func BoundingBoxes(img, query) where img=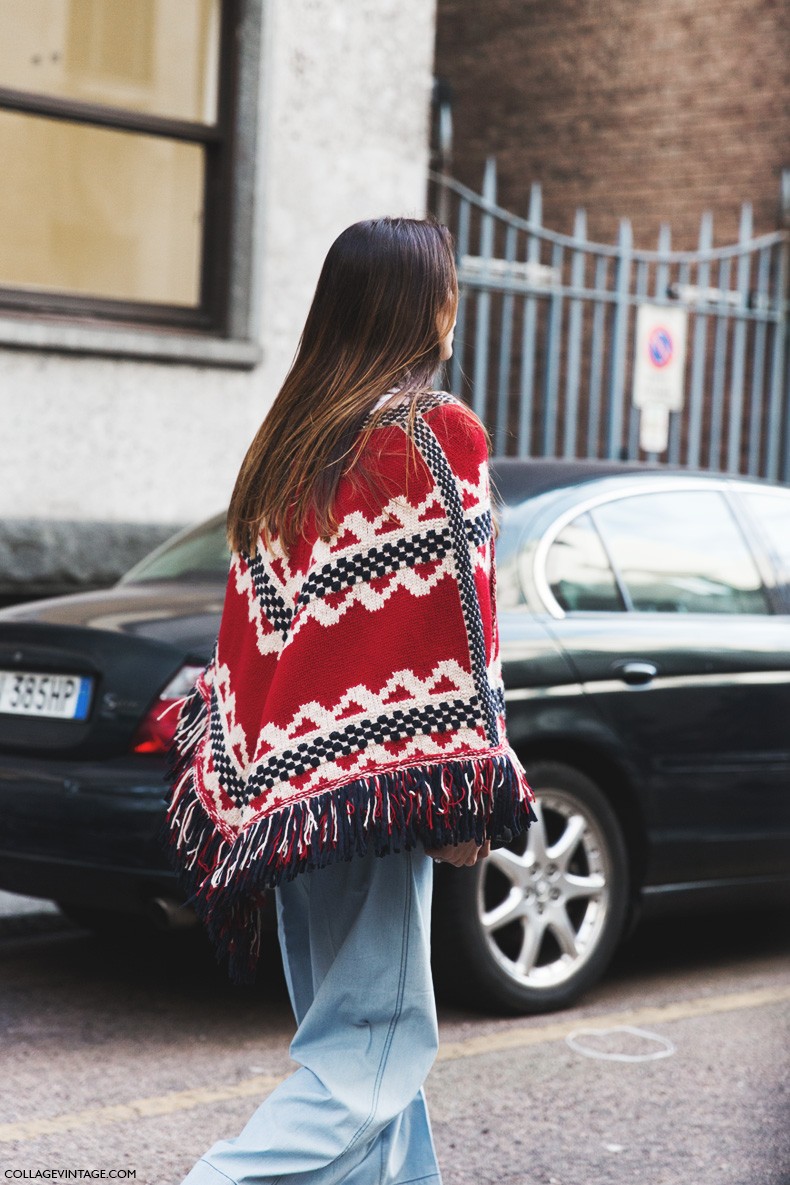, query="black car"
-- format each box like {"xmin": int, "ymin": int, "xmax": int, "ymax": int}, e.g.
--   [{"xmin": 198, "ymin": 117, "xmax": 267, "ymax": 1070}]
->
[{"xmin": 1, "ymin": 461, "xmax": 788, "ymax": 1013}]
